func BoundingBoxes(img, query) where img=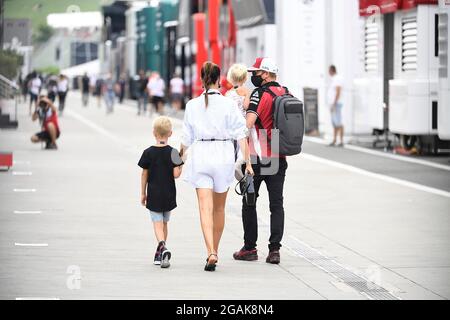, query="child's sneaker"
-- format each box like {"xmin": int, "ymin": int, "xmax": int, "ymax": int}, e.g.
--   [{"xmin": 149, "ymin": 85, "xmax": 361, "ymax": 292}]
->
[
  {"xmin": 153, "ymin": 251, "xmax": 162, "ymax": 265},
  {"xmin": 161, "ymin": 248, "xmax": 171, "ymax": 268}
]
